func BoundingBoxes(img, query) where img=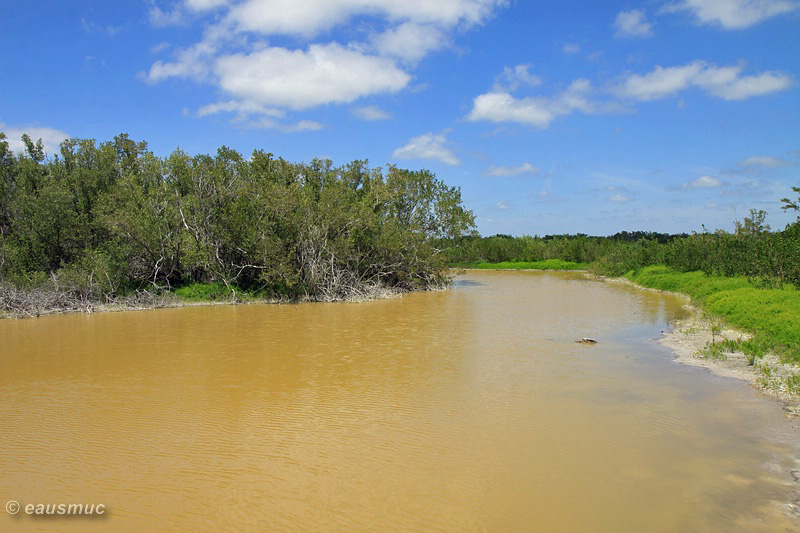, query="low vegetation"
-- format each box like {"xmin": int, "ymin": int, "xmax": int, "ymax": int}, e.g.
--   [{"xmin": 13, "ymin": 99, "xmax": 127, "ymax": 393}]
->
[{"xmin": 628, "ymin": 266, "xmax": 800, "ymax": 365}]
